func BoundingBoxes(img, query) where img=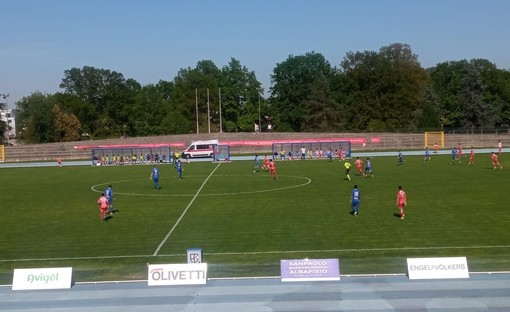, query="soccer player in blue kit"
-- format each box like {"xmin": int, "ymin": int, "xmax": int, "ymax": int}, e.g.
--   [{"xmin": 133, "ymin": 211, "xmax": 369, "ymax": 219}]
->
[
  {"xmin": 150, "ymin": 165, "xmax": 160, "ymax": 190},
  {"xmin": 451, "ymin": 146, "xmax": 459, "ymax": 164},
  {"xmin": 364, "ymin": 158, "xmax": 373, "ymax": 177},
  {"xmin": 105, "ymin": 184, "xmax": 114, "ymax": 214},
  {"xmin": 254, "ymin": 155, "xmax": 260, "ymax": 172},
  {"xmin": 351, "ymin": 184, "xmax": 361, "ymax": 216},
  {"xmin": 175, "ymin": 159, "xmax": 183, "ymax": 180}
]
